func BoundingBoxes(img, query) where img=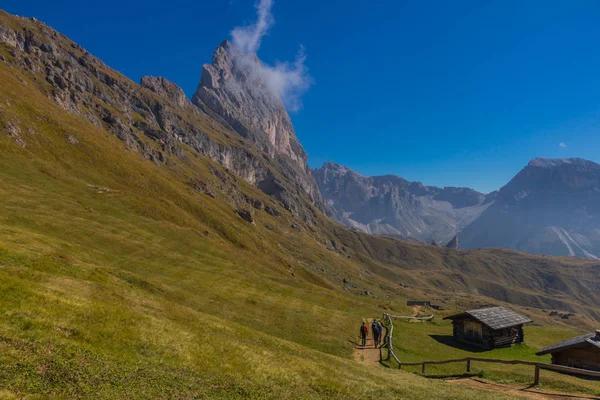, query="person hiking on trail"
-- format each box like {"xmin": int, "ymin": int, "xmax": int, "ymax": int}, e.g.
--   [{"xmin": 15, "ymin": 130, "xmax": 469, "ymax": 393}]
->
[
  {"xmin": 371, "ymin": 320, "xmax": 380, "ymax": 347},
  {"xmin": 359, "ymin": 322, "xmax": 368, "ymax": 347},
  {"xmin": 375, "ymin": 320, "xmax": 383, "ymax": 346}
]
